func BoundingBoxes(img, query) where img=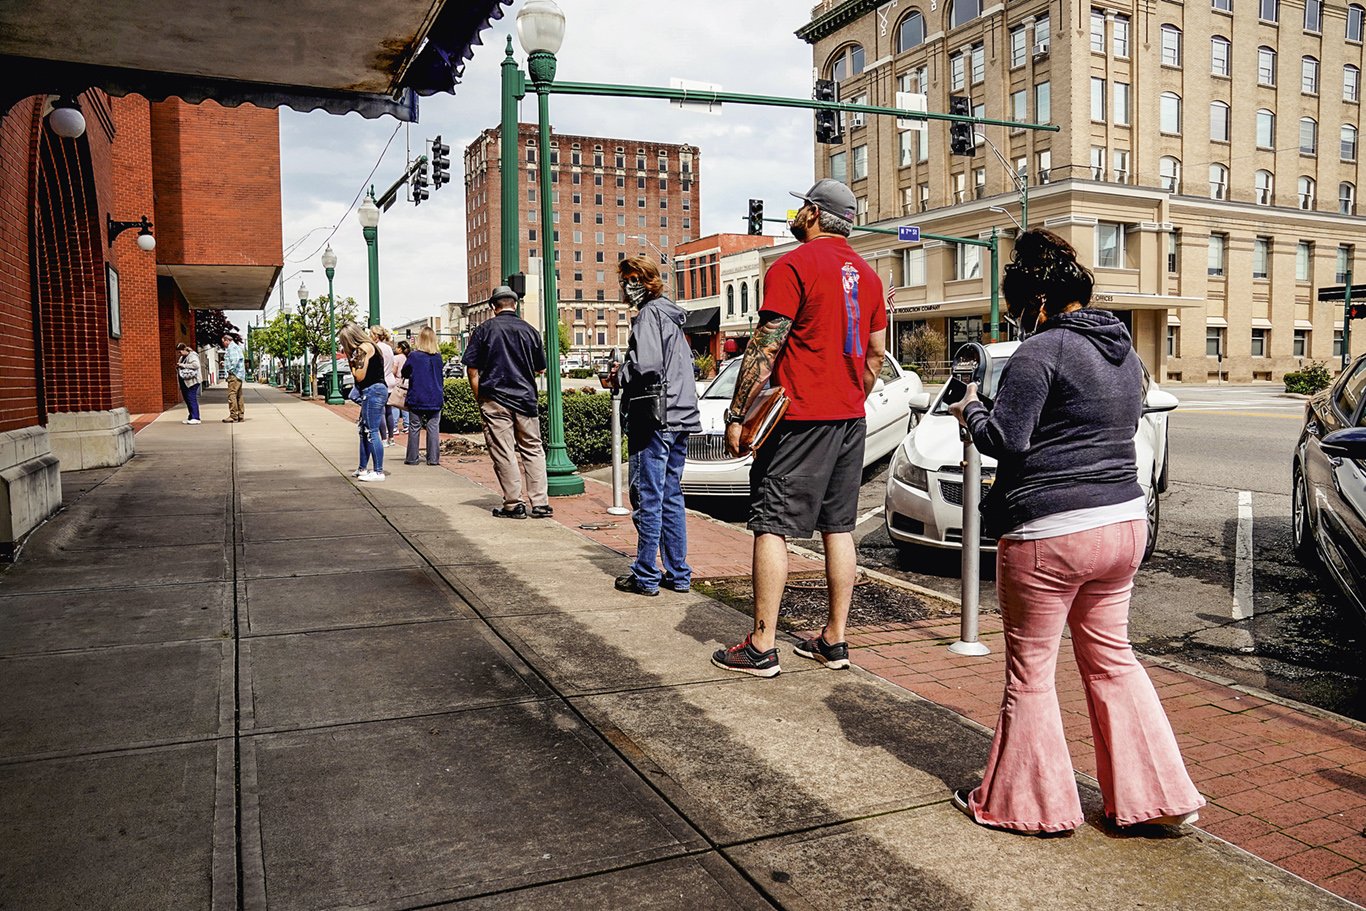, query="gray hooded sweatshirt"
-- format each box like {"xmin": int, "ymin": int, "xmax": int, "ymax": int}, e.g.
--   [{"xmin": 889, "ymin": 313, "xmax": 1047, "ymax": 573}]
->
[{"xmin": 619, "ymin": 296, "xmax": 702, "ymax": 433}]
